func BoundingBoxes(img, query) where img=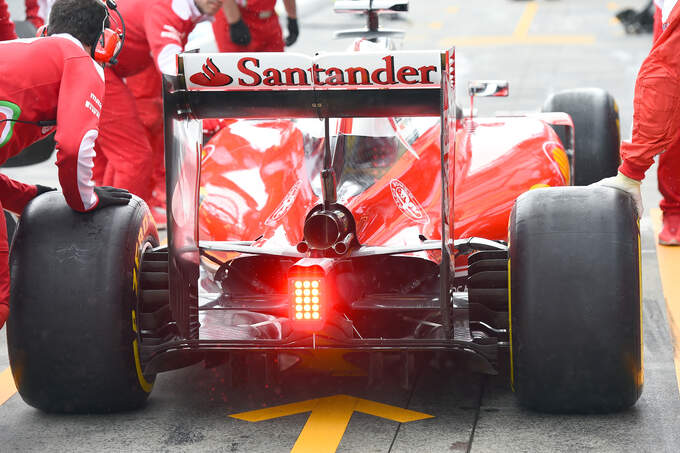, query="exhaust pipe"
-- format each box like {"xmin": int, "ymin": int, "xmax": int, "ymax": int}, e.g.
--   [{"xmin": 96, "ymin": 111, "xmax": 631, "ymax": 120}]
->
[
  {"xmin": 333, "ymin": 232, "xmax": 354, "ymax": 255},
  {"xmin": 303, "ymin": 208, "xmax": 350, "ymax": 250},
  {"xmin": 296, "ymin": 241, "xmax": 310, "ymax": 254}
]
